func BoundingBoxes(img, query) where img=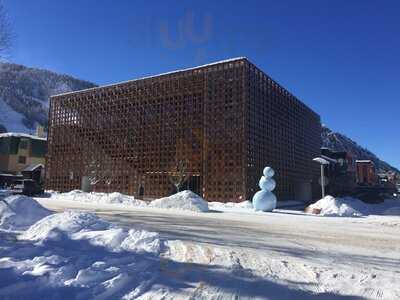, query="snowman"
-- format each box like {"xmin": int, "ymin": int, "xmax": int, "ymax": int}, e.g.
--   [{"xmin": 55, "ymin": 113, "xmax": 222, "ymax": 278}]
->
[{"xmin": 252, "ymin": 166, "xmax": 277, "ymax": 212}]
